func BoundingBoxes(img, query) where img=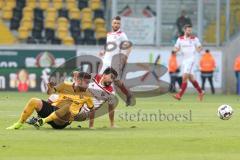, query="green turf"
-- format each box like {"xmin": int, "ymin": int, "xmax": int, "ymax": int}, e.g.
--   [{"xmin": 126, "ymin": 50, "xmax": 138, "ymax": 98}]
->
[{"xmin": 0, "ymin": 92, "xmax": 240, "ymax": 160}]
